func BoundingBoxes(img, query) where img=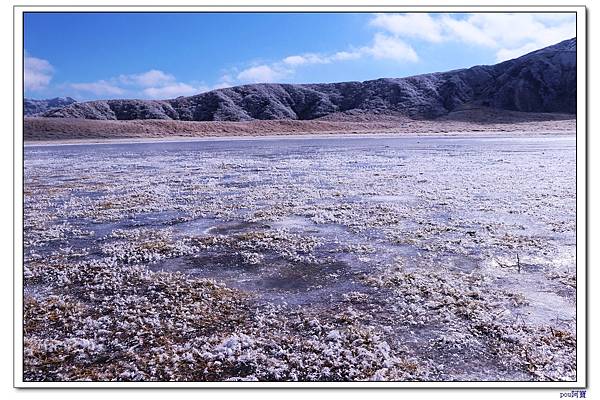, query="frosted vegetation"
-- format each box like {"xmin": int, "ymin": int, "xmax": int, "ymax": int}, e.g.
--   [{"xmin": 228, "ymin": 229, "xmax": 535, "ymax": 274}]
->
[{"xmin": 23, "ymin": 135, "xmax": 576, "ymax": 382}]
